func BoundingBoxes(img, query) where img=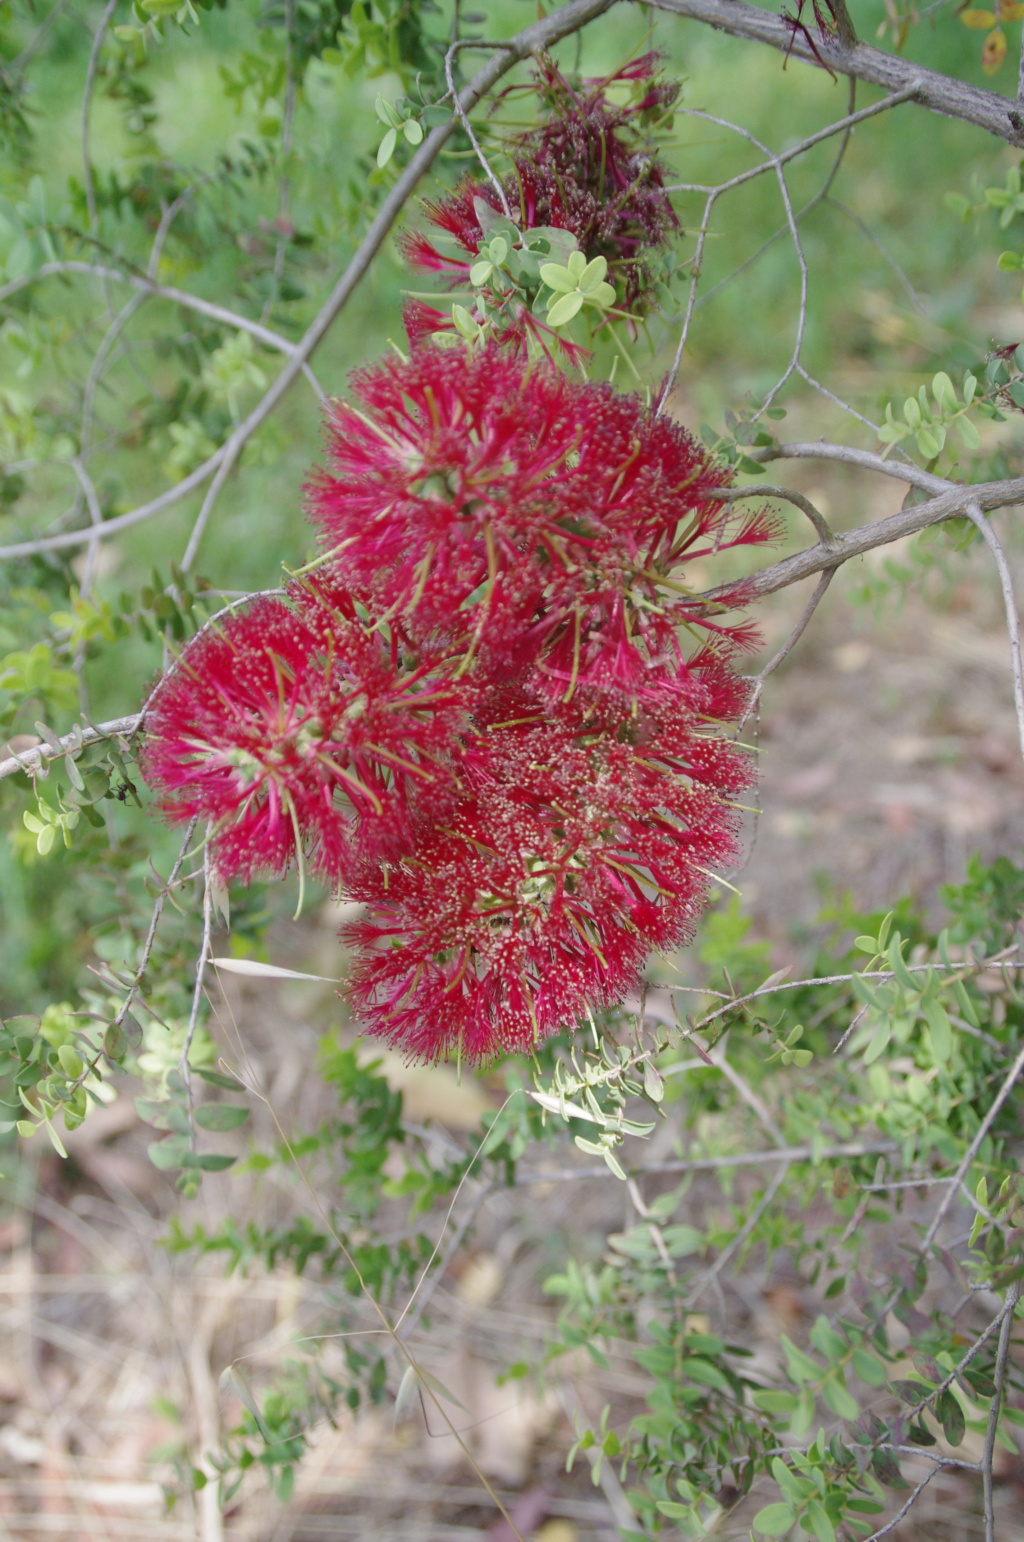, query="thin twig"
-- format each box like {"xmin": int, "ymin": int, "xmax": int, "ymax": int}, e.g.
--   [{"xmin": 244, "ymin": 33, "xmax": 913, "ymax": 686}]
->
[
  {"xmin": 677, "ymin": 76, "xmax": 857, "ymax": 312},
  {"xmin": 666, "ymin": 86, "xmax": 920, "ymax": 206},
  {"xmin": 647, "ymin": 0, "xmax": 1024, "ymax": 148},
  {"xmin": 748, "ymin": 438, "xmax": 949, "ymax": 493},
  {"xmin": 180, "ymin": 433, "xmax": 244, "ymax": 574},
  {"xmin": 0, "ymin": 714, "xmax": 142, "ymax": 783},
  {"xmin": 262, "ymin": 0, "xmax": 297, "ymax": 326},
  {"xmin": 0, "ymin": 262, "xmax": 323, "ymax": 377},
  {"xmin": 711, "ymin": 1039, "xmax": 786, "ymax": 1146},
  {"xmin": 699, "ymin": 468, "xmax": 1024, "ymax": 610},
  {"xmin": 962, "ymin": 502, "xmax": 1024, "ymax": 767},
  {"xmin": 179, "ymin": 845, "xmax": 214, "ymax": 1103},
  {"xmin": 862, "ymin": 1464, "xmax": 943, "ymax": 1541},
  {"xmin": 658, "ymin": 83, "xmax": 920, "ymax": 409},
  {"xmin": 0, "ymin": 0, "xmax": 618, "ymax": 565},
  {"xmin": 515, "ymin": 1138, "xmax": 899, "ymax": 1185},
  {"xmin": 81, "ymin": 0, "xmax": 120, "ymax": 234},
  {"xmin": 983, "ymin": 1281, "xmax": 1021, "ymax": 1542},
  {"xmin": 113, "ymin": 817, "xmax": 199, "ymax": 1040},
  {"xmin": 741, "ymin": 570, "xmax": 834, "ymax": 727},
  {"xmin": 211, "ymin": 1010, "xmax": 531, "ymax": 1542},
  {"xmin": 684, "ymin": 949, "xmax": 1023, "ymax": 1037},
  {"xmin": 795, "ymin": 361, "xmax": 884, "ymax": 435},
  {"xmin": 445, "ymin": 41, "xmax": 512, "ymax": 220},
  {"xmin": 685, "ymin": 1162, "xmax": 791, "ymax": 1308},
  {"xmin": 920, "ymin": 1039, "xmax": 1024, "ymax": 1253},
  {"xmin": 719, "ymin": 483, "xmax": 835, "ymax": 547}
]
